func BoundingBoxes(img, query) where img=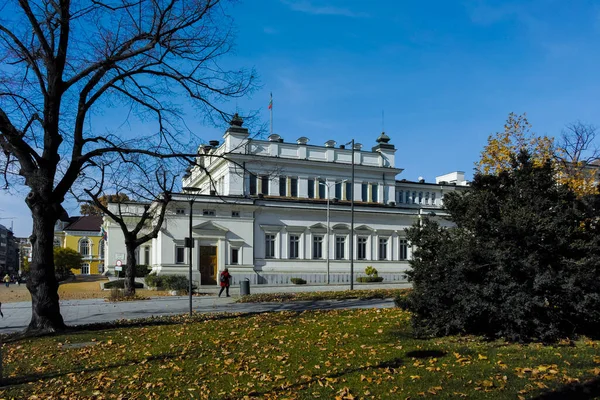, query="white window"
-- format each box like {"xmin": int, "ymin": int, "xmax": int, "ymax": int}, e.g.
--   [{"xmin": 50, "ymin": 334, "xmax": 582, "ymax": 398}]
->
[
  {"xmin": 399, "ymin": 239, "xmax": 408, "ymax": 260},
  {"xmin": 418, "ymin": 192, "xmax": 423, "ymax": 204},
  {"xmin": 261, "ymin": 175, "xmax": 269, "ymax": 195},
  {"xmin": 81, "ymin": 263, "xmax": 90, "ymax": 275},
  {"xmin": 398, "ymin": 190, "xmax": 404, "ymax": 204},
  {"xmin": 308, "ymin": 179, "xmax": 315, "ymax": 199},
  {"xmin": 265, "ymin": 234, "xmax": 276, "ymax": 258},
  {"xmin": 379, "ymin": 238, "xmax": 388, "ymax": 260},
  {"xmin": 203, "ymin": 209, "xmax": 215, "ymax": 216},
  {"xmin": 412, "ymin": 192, "xmax": 417, "ymax": 204},
  {"xmin": 144, "ymin": 246, "xmax": 150, "ymax": 265},
  {"xmin": 231, "ymin": 248, "xmax": 239, "ymax": 265},
  {"xmin": 405, "ymin": 191, "xmax": 410, "ymax": 204},
  {"xmin": 79, "ymin": 238, "xmax": 90, "ymax": 258},
  {"xmin": 99, "ymin": 239, "xmax": 105, "ymax": 259},
  {"xmin": 232, "ymin": 211, "xmax": 240, "ymax": 218},
  {"xmin": 176, "ymin": 208, "xmax": 185, "ymax": 215},
  {"xmin": 357, "ymin": 237, "xmax": 368, "ymax": 260},
  {"xmin": 312, "ymin": 235, "xmax": 323, "ymax": 259},
  {"xmin": 371, "ymin": 184, "xmax": 378, "ymax": 203},
  {"xmin": 432, "ymin": 193, "xmax": 436, "ymax": 205},
  {"xmin": 279, "ymin": 176, "xmax": 287, "ymax": 196},
  {"xmin": 361, "ymin": 183, "xmax": 368, "ymax": 201},
  {"xmin": 289, "ymin": 235, "xmax": 300, "ymax": 259},
  {"xmin": 175, "ymin": 246, "xmax": 185, "ymax": 264},
  {"xmin": 335, "ymin": 181, "xmax": 342, "ymax": 199},
  {"xmin": 290, "ymin": 177, "xmax": 298, "ymax": 197},
  {"xmin": 249, "ymin": 174, "xmax": 258, "ymax": 195},
  {"xmin": 425, "ymin": 192, "xmax": 430, "ymax": 205},
  {"xmin": 335, "ymin": 236, "xmax": 345, "ymax": 260},
  {"xmin": 345, "ymin": 181, "xmax": 352, "ymax": 201}
]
